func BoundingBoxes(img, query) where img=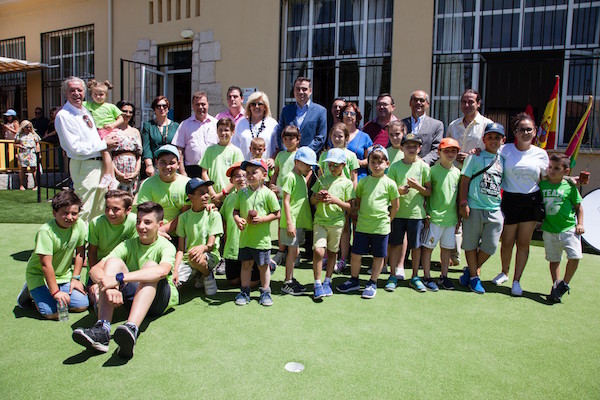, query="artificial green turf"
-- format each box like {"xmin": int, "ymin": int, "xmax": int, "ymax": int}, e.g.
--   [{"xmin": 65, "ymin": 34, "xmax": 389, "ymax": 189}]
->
[
  {"xmin": 1, "ymin": 223, "xmax": 599, "ymax": 399},
  {"xmin": 0, "ymin": 189, "xmax": 54, "ymax": 224}
]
